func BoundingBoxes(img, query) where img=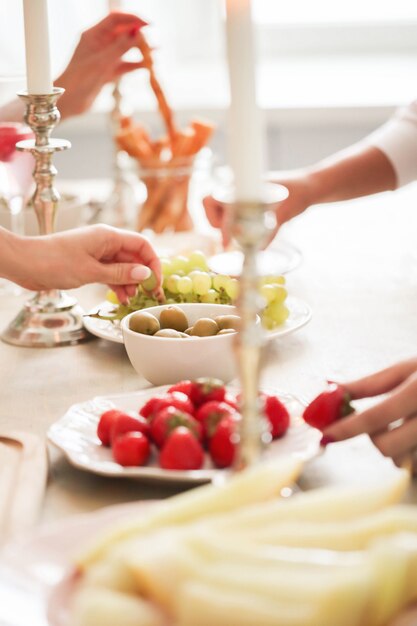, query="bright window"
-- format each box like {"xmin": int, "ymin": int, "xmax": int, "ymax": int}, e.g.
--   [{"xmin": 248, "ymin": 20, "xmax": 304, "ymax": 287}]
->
[
  {"xmin": 253, "ymin": 0, "xmax": 417, "ymax": 24},
  {"xmin": 1, "ymin": 0, "xmax": 416, "ymax": 109}
]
